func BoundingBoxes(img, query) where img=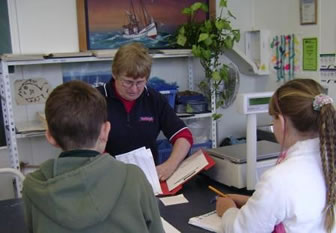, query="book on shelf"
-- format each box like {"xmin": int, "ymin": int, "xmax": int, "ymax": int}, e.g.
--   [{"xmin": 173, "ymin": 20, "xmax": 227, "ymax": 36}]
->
[
  {"xmin": 188, "ymin": 210, "xmax": 222, "ymax": 232},
  {"xmin": 37, "ymin": 112, "xmax": 47, "ymax": 129},
  {"xmin": 92, "ymin": 49, "xmax": 118, "ymax": 58},
  {"xmin": 15, "ymin": 120, "xmax": 46, "ymax": 134},
  {"xmin": 115, "ymin": 147, "xmax": 215, "ymax": 196},
  {"xmin": 1, "ymin": 53, "xmax": 45, "ymax": 61},
  {"xmin": 44, "ymin": 51, "xmax": 93, "ymax": 58},
  {"xmin": 159, "ymin": 49, "xmax": 192, "ymax": 55}
]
